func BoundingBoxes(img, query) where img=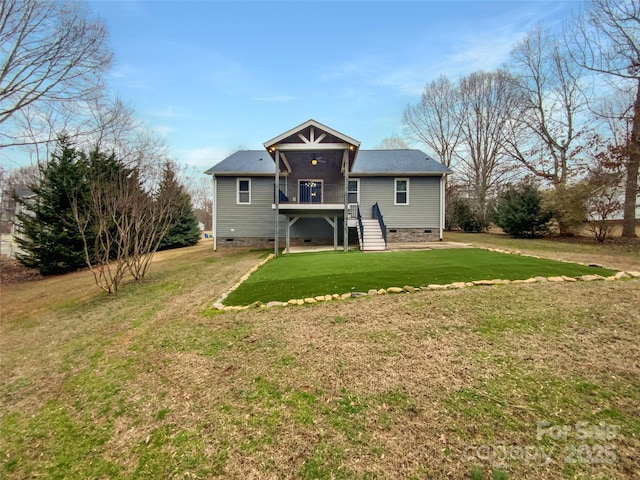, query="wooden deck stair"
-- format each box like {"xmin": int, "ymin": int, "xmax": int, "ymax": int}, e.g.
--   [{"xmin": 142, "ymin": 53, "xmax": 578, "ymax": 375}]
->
[{"xmin": 358, "ymin": 219, "xmax": 386, "ymax": 251}]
